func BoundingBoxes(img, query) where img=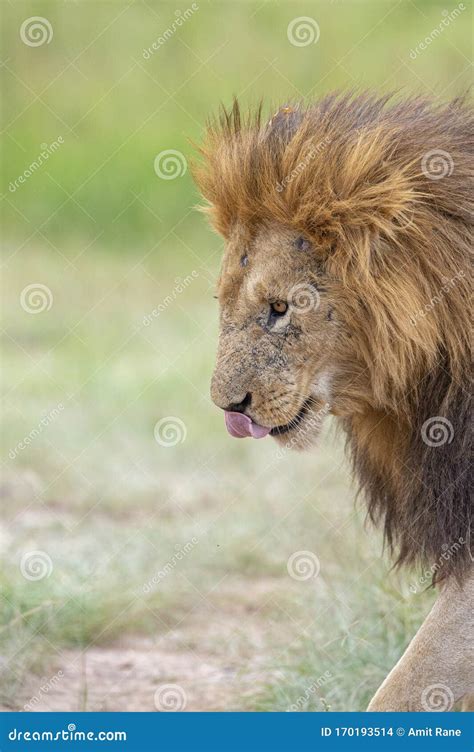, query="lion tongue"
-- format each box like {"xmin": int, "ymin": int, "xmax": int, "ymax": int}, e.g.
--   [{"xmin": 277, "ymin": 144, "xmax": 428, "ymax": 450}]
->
[{"xmin": 224, "ymin": 411, "xmax": 270, "ymax": 439}]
